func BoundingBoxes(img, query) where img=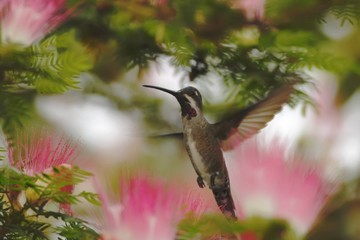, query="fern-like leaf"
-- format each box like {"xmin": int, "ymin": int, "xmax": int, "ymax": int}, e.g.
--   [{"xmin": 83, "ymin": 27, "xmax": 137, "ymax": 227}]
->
[
  {"xmin": 31, "ymin": 31, "xmax": 92, "ymax": 93},
  {"xmin": 56, "ymin": 217, "xmax": 99, "ymax": 240},
  {"xmin": 330, "ymin": 3, "xmax": 360, "ymax": 26}
]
